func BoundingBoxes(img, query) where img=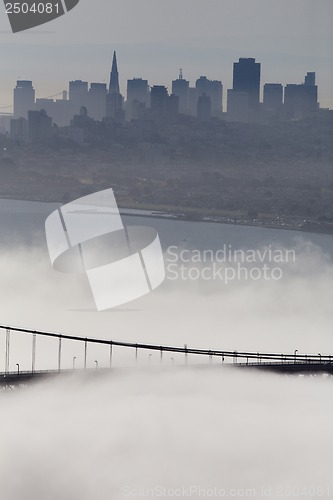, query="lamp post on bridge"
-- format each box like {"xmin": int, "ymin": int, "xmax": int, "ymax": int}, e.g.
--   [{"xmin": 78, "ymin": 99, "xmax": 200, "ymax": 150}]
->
[
  {"xmin": 294, "ymin": 349, "xmax": 298, "ymax": 363},
  {"xmin": 16, "ymin": 363, "xmax": 20, "ymax": 376},
  {"xmin": 73, "ymin": 357, "xmax": 77, "ymax": 370},
  {"xmin": 95, "ymin": 360, "xmax": 98, "ymax": 370},
  {"xmin": 318, "ymin": 353, "xmax": 322, "ymax": 364}
]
